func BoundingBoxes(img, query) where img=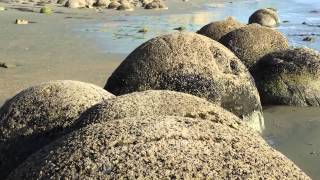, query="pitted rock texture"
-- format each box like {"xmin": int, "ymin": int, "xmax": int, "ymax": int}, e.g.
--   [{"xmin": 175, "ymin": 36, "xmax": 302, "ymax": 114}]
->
[
  {"xmin": 0, "ymin": 80, "xmax": 114, "ymax": 179},
  {"xmin": 197, "ymin": 16, "xmax": 244, "ymax": 41},
  {"xmin": 105, "ymin": 32, "xmax": 263, "ymax": 131},
  {"xmin": 8, "ymin": 115, "xmax": 310, "ymax": 179},
  {"xmin": 220, "ymin": 24, "xmax": 289, "ymax": 69}
]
